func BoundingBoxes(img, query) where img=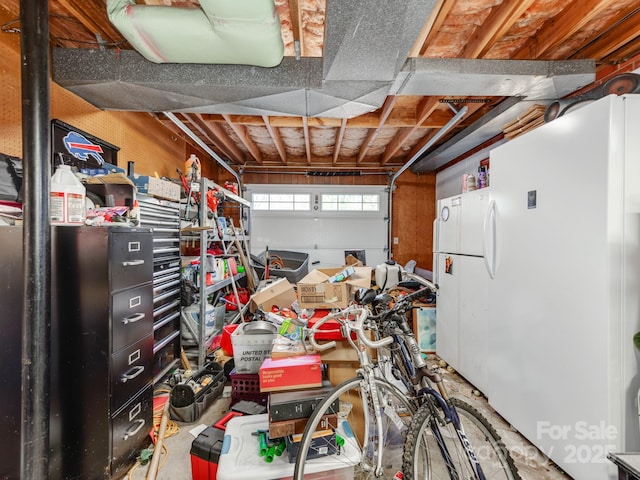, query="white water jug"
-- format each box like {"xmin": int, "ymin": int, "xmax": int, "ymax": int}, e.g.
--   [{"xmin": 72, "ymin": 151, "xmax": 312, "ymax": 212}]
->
[
  {"xmin": 50, "ymin": 164, "xmax": 86, "ymax": 225},
  {"xmin": 375, "ymin": 261, "xmax": 401, "ymax": 291}
]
